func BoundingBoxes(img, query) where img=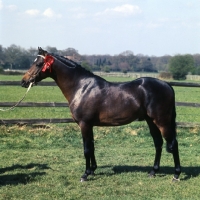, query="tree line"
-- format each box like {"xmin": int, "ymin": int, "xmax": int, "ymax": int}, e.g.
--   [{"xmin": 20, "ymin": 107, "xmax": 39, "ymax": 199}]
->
[{"xmin": 1, "ymin": 44, "xmax": 200, "ymax": 80}]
